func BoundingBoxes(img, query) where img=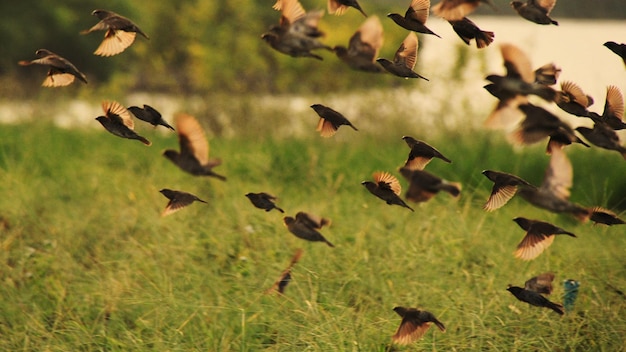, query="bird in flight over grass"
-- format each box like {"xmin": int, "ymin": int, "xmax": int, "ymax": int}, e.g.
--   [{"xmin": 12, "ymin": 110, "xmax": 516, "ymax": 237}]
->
[
  {"xmin": 377, "ymin": 32, "xmax": 429, "ymax": 80},
  {"xmin": 328, "ymin": 0, "xmax": 367, "ymax": 17},
  {"xmin": 333, "ymin": 15, "xmax": 385, "ymax": 73},
  {"xmin": 510, "ymin": 0, "xmax": 558, "ymax": 26},
  {"xmin": 512, "ymin": 217, "xmax": 576, "ymax": 260},
  {"xmin": 127, "ymin": 104, "xmax": 175, "ymax": 131},
  {"xmin": 310, "ymin": 104, "xmax": 358, "ymax": 137},
  {"xmin": 159, "ymin": 189, "xmax": 207, "ymax": 217},
  {"xmin": 18, "ymin": 49, "xmax": 87, "ymax": 87},
  {"xmin": 448, "ymin": 17, "xmax": 495, "ymax": 49},
  {"xmin": 265, "ymin": 248, "xmax": 304, "ymax": 295},
  {"xmin": 283, "ymin": 212, "xmax": 334, "ymax": 247},
  {"xmin": 81, "ymin": 9, "xmax": 149, "ymax": 56},
  {"xmin": 362, "ymin": 171, "xmax": 414, "ymax": 211},
  {"xmin": 399, "ymin": 167, "xmax": 461, "ymax": 203},
  {"xmin": 402, "ymin": 136, "xmax": 452, "ymax": 171},
  {"xmin": 95, "ymin": 100, "xmax": 151, "ymax": 146},
  {"xmin": 387, "ymin": 0, "xmax": 440, "ymax": 37},
  {"xmin": 507, "ymin": 282, "xmax": 564, "ymax": 315},
  {"xmin": 391, "ymin": 307, "xmax": 445, "ymax": 345},
  {"xmin": 555, "ymin": 80, "xmax": 594, "ymax": 118},
  {"xmin": 588, "ymin": 85, "xmax": 626, "ymax": 130},
  {"xmin": 524, "ymin": 272, "xmax": 555, "ymax": 295},
  {"xmin": 245, "ymin": 192, "xmax": 285, "ymax": 213}
]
